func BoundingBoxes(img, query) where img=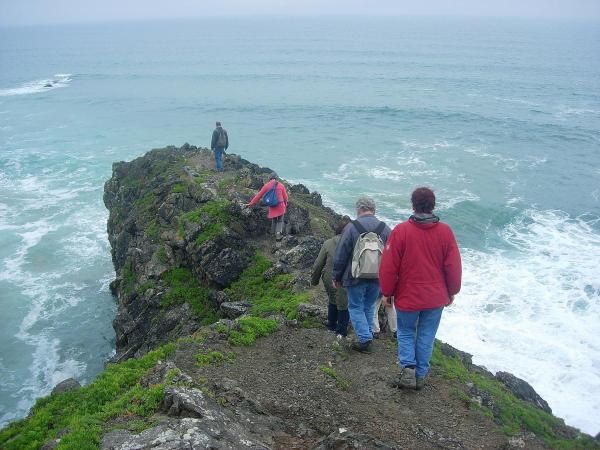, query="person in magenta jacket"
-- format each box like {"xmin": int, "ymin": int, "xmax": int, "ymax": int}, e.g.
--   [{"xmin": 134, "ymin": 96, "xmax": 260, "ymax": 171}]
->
[
  {"xmin": 245, "ymin": 172, "xmax": 289, "ymax": 237},
  {"xmin": 379, "ymin": 187, "xmax": 462, "ymax": 391}
]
